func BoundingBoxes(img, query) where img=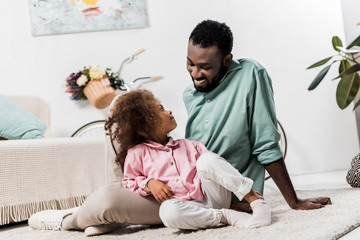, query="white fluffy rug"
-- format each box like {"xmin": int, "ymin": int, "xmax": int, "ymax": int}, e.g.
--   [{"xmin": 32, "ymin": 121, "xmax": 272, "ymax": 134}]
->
[{"xmin": 1, "ymin": 188, "xmax": 360, "ymax": 240}]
